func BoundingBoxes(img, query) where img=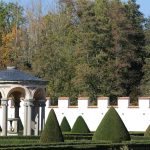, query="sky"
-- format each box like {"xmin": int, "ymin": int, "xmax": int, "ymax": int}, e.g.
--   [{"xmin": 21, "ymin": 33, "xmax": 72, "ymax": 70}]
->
[
  {"xmin": 130, "ymin": 0, "xmax": 150, "ymax": 17},
  {"xmin": 3, "ymin": 0, "xmax": 150, "ymax": 18}
]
